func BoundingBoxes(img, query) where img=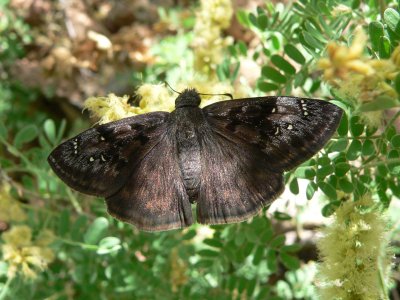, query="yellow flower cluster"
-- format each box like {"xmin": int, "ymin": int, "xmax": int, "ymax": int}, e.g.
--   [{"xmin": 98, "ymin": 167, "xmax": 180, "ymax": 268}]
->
[
  {"xmin": 316, "ymin": 196, "xmax": 392, "ymax": 300},
  {"xmin": 170, "ymin": 248, "xmax": 188, "ymax": 292},
  {"xmin": 0, "ymin": 183, "xmax": 26, "ymax": 222},
  {"xmin": 192, "ymin": 0, "xmax": 233, "ymax": 78},
  {"xmin": 318, "ymin": 29, "xmax": 400, "ymax": 127},
  {"xmin": 2, "ymin": 225, "xmax": 55, "ymax": 279},
  {"xmin": 83, "ymin": 82, "xmax": 247, "ymax": 123}
]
